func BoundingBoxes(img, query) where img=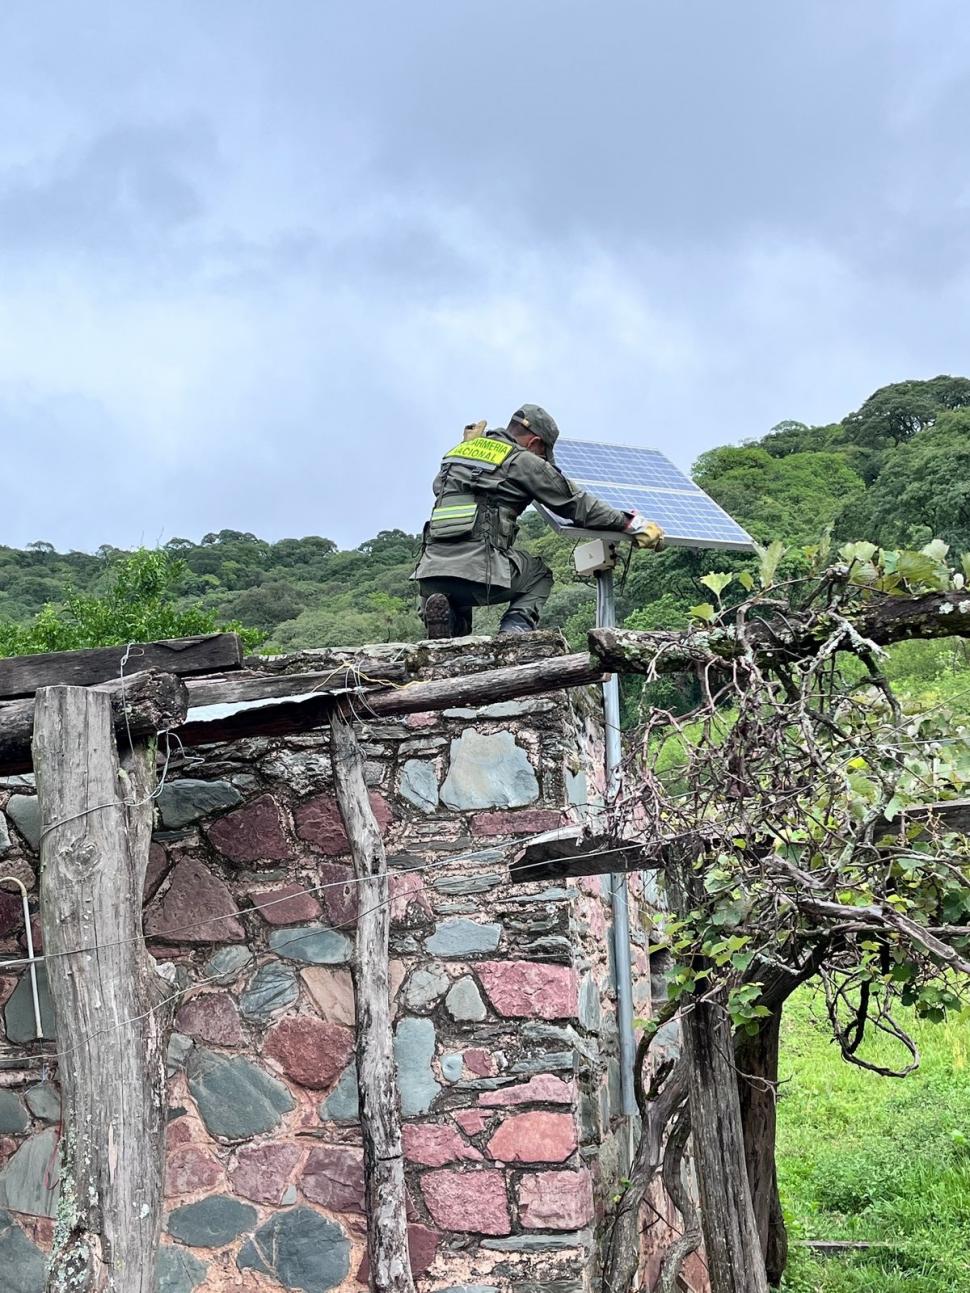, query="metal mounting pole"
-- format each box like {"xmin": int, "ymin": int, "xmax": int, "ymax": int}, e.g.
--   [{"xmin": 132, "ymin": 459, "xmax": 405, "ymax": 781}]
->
[{"xmin": 595, "ymin": 565, "xmax": 637, "ymax": 1119}]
